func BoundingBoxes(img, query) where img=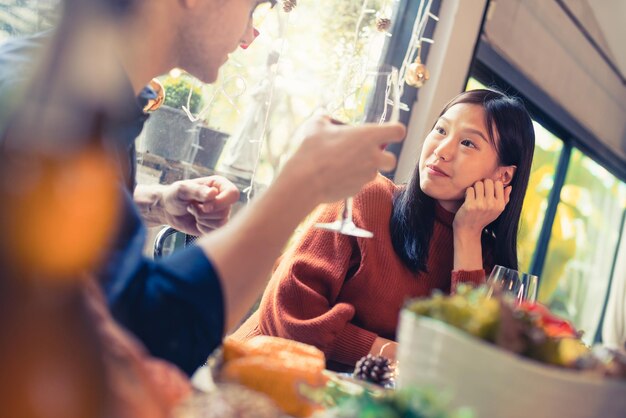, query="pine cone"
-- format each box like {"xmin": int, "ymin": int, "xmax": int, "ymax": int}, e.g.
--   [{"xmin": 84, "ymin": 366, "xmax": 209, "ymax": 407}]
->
[
  {"xmin": 353, "ymin": 354, "xmax": 393, "ymax": 386},
  {"xmin": 375, "ymin": 17, "xmax": 391, "ymax": 32},
  {"xmin": 282, "ymin": 0, "xmax": 297, "ymax": 12}
]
